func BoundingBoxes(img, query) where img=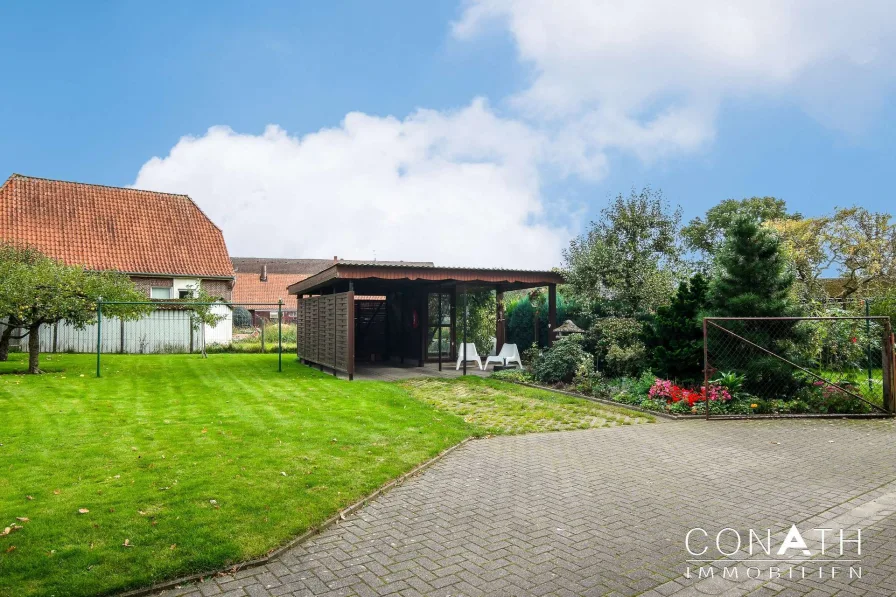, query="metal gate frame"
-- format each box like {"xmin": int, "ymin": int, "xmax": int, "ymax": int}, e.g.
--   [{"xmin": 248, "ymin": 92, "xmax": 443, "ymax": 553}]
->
[{"xmin": 703, "ymin": 316, "xmax": 895, "ymax": 419}]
